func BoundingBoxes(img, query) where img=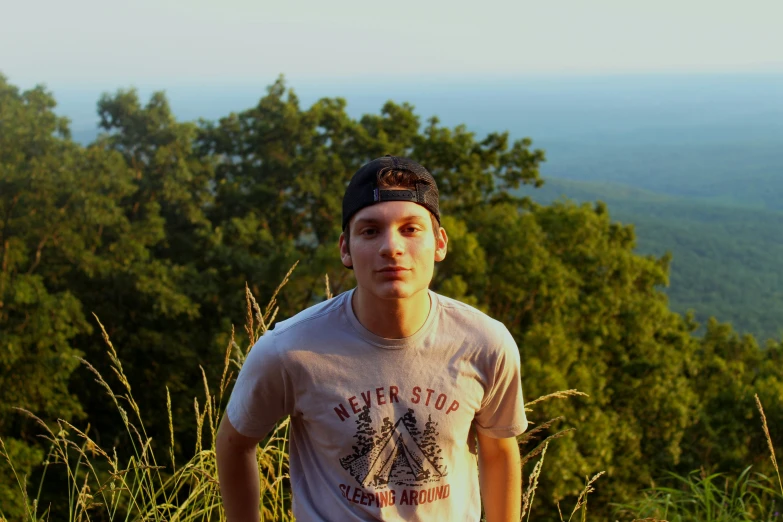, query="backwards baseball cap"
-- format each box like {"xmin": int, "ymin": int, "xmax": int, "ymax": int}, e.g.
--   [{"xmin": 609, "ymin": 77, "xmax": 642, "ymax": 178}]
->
[{"xmin": 341, "ymin": 155, "xmax": 440, "ymax": 230}]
